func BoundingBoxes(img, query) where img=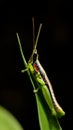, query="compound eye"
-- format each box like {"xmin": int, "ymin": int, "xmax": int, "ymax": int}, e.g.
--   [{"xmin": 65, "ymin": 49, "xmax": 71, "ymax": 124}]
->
[{"xmin": 33, "ymin": 52, "xmax": 38, "ymax": 62}]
